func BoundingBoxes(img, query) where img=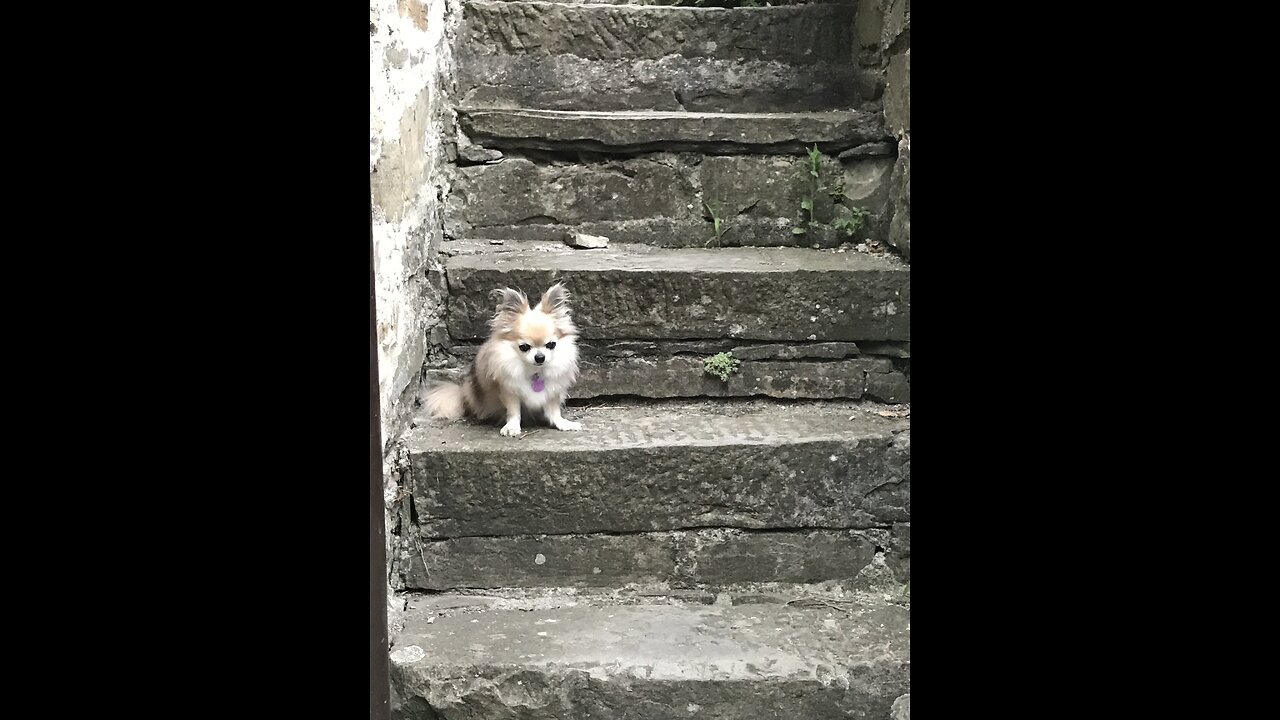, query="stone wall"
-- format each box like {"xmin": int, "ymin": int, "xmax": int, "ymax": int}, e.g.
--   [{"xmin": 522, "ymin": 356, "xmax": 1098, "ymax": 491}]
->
[
  {"xmin": 882, "ymin": 0, "xmax": 910, "ymax": 259},
  {"xmin": 370, "ymin": 0, "xmax": 459, "ymax": 452},
  {"xmin": 371, "ymin": 0, "xmax": 461, "ymax": 616}
]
